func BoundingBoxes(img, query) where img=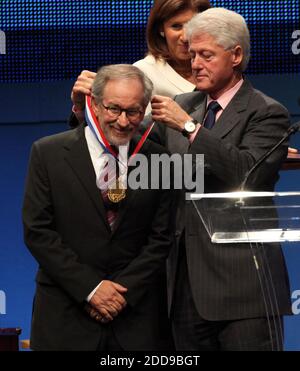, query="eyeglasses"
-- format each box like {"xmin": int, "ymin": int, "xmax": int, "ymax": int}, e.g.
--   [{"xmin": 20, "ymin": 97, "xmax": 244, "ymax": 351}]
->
[{"xmin": 101, "ymin": 102, "xmax": 143, "ymax": 121}]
